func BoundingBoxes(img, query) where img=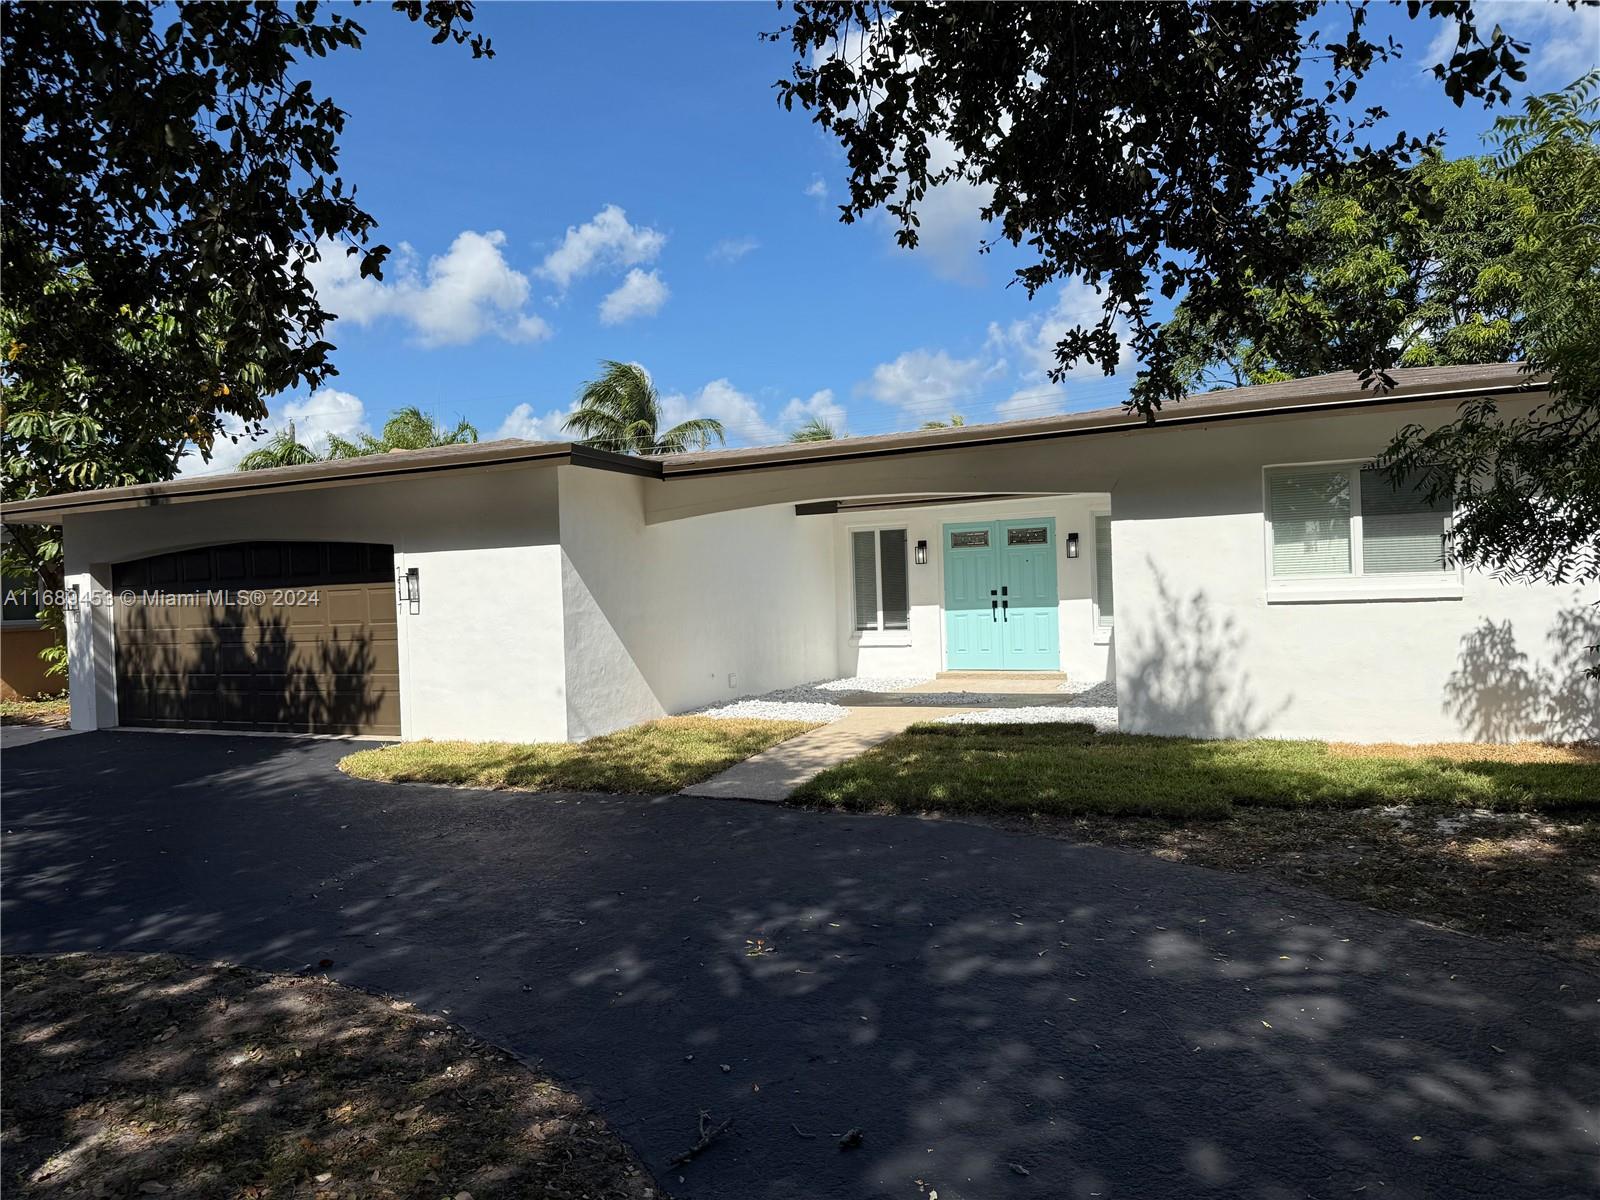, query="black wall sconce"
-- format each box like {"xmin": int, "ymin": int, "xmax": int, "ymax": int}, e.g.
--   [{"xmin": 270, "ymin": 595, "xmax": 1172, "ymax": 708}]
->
[
  {"xmin": 915, "ymin": 539, "xmax": 929, "ymax": 565},
  {"xmin": 399, "ymin": 566, "xmax": 421, "ymax": 614},
  {"xmin": 1065, "ymin": 532, "xmax": 1080, "ymax": 559}
]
